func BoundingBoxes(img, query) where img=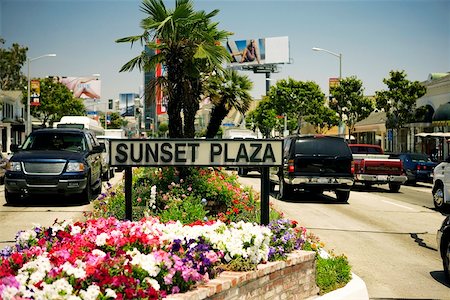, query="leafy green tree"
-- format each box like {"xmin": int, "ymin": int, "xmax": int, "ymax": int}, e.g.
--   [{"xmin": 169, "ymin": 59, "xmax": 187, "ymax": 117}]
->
[
  {"xmin": 99, "ymin": 112, "xmax": 125, "ymax": 129},
  {"xmin": 116, "ymin": 0, "xmax": 231, "ymax": 138},
  {"xmin": 248, "ymin": 98, "xmax": 277, "ymax": 138},
  {"xmin": 330, "ymin": 76, "xmax": 374, "ymax": 136},
  {"xmin": 305, "ymin": 103, "xmax": 340, "ymax": 134},
  {"xmin": 0, "ymin": 38, "xmax": 28, "ymax": 90},
  {"xmin": 23, "ymin": 78, "xmax": 85, "ymax": 127},
  {"xmin": 376, "ymin": 70, "xmax": 426, "ymax": 131},
  {"xmin": 203, "ymin": 69, "xmax": 253, "ymax": 138},
  {"xmin": 158, "ymin": 122, "xmax": 169, "ymax": 137},
  {"xmin": 266, "ymin": 78, "xmax": 329, "ymax": 133}
]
